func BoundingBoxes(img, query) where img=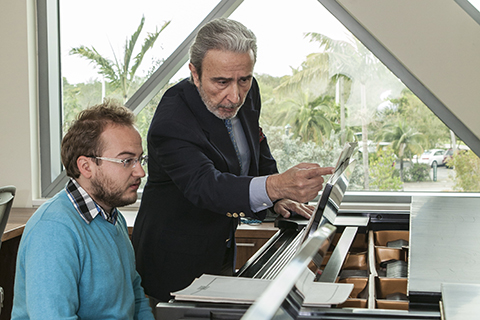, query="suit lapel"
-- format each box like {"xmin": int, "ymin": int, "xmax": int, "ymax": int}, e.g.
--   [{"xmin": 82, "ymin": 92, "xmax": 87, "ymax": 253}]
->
[{"xmin": 183, "ymin": 81, "xmax": 242, "ymax": 175}]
